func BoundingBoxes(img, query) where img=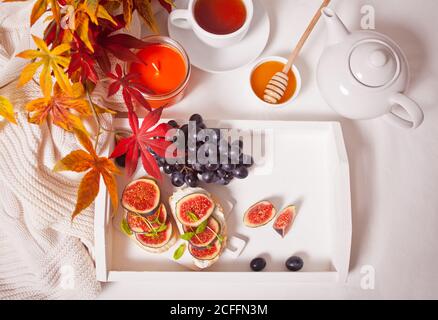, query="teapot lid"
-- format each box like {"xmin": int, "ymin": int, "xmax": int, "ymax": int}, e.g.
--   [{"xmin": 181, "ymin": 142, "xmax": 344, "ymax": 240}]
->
[{"xmin": 349, "ymin": 39, "xmax": 400, "ymax": 88}]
